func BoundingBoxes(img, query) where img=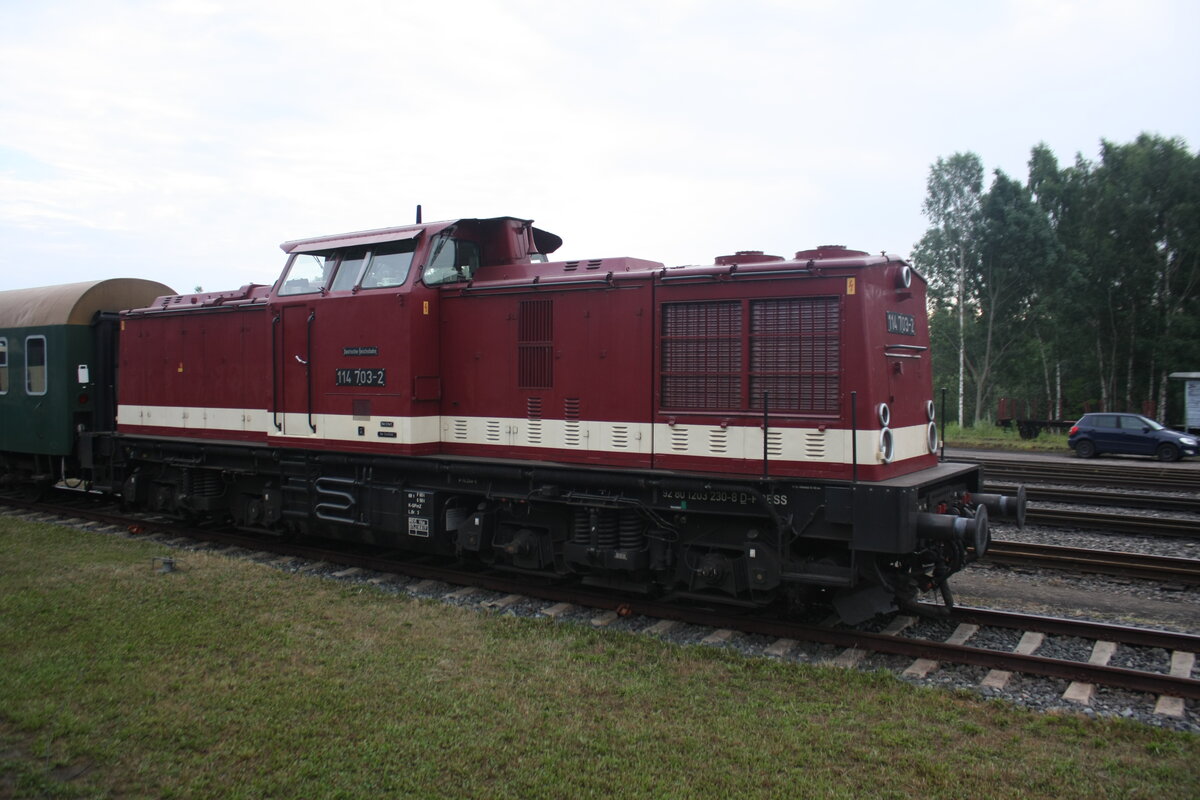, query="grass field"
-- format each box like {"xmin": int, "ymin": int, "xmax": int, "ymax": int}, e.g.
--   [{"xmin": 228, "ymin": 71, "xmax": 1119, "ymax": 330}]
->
[
  {"xmin": 943, "ymin": 422, "xmax": 1070, "ymax": 453},
  {"xmin": 1, "ymin": 518, "xmax": 1196, "ymax": 799}
]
